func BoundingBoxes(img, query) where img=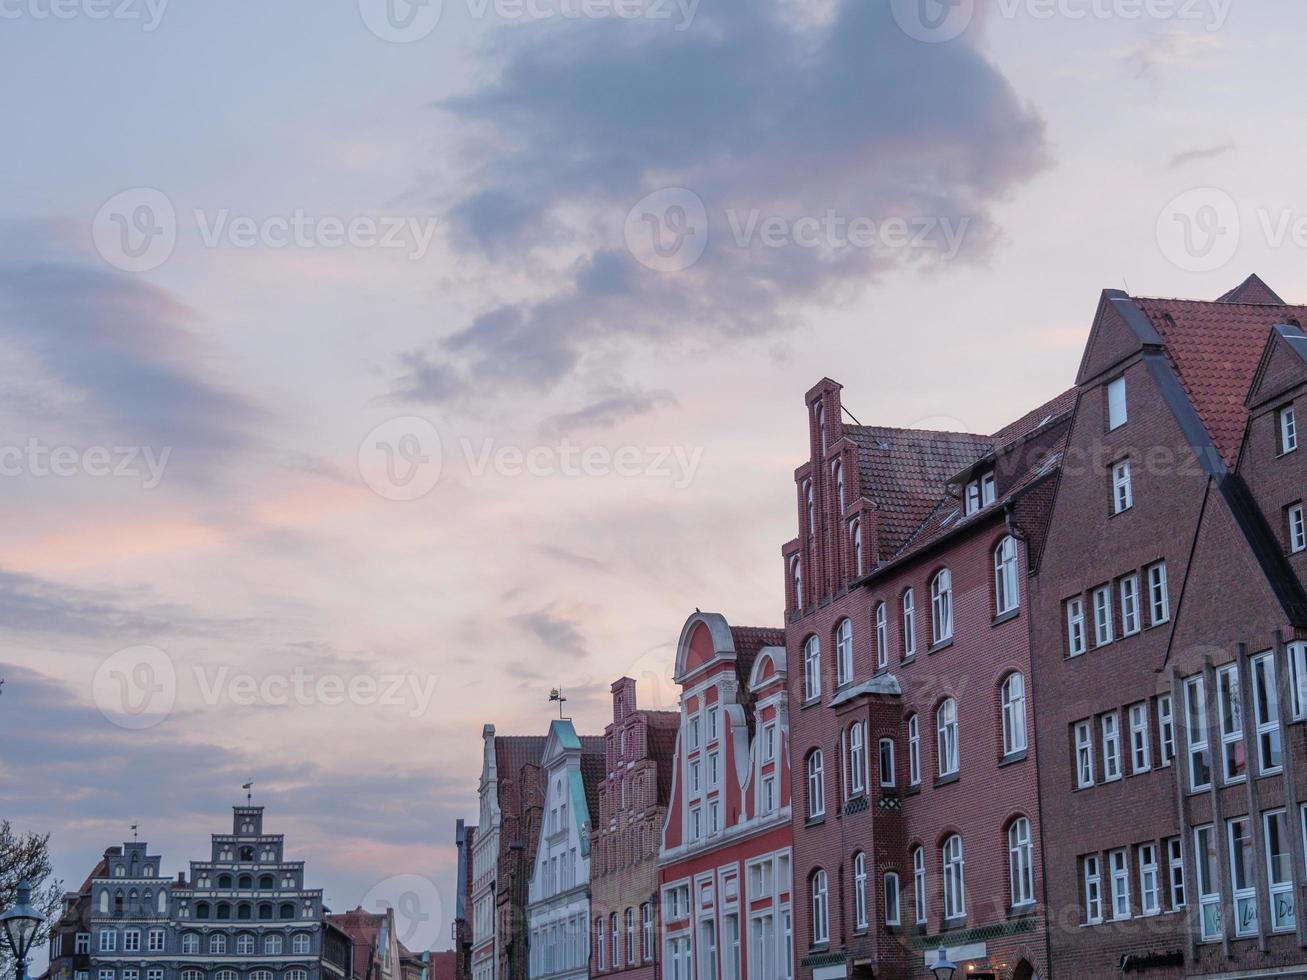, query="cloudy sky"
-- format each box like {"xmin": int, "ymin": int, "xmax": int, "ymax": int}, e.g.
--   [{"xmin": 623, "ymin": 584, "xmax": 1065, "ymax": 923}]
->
[{"xmin": 1, "ymin": 0, "xmax": 1304, "ymax": 957}]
